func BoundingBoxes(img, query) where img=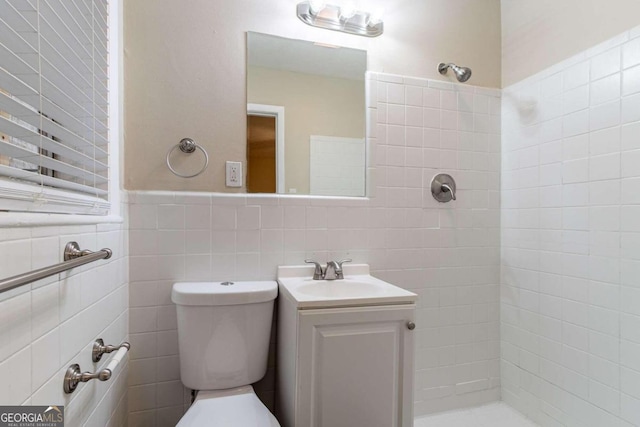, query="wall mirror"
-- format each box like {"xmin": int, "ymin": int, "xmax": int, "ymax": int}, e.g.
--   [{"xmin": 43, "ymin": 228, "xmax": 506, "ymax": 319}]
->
[{"xmin": 246, "ymin": 32, "xmax": 367, "ymax": 197}]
